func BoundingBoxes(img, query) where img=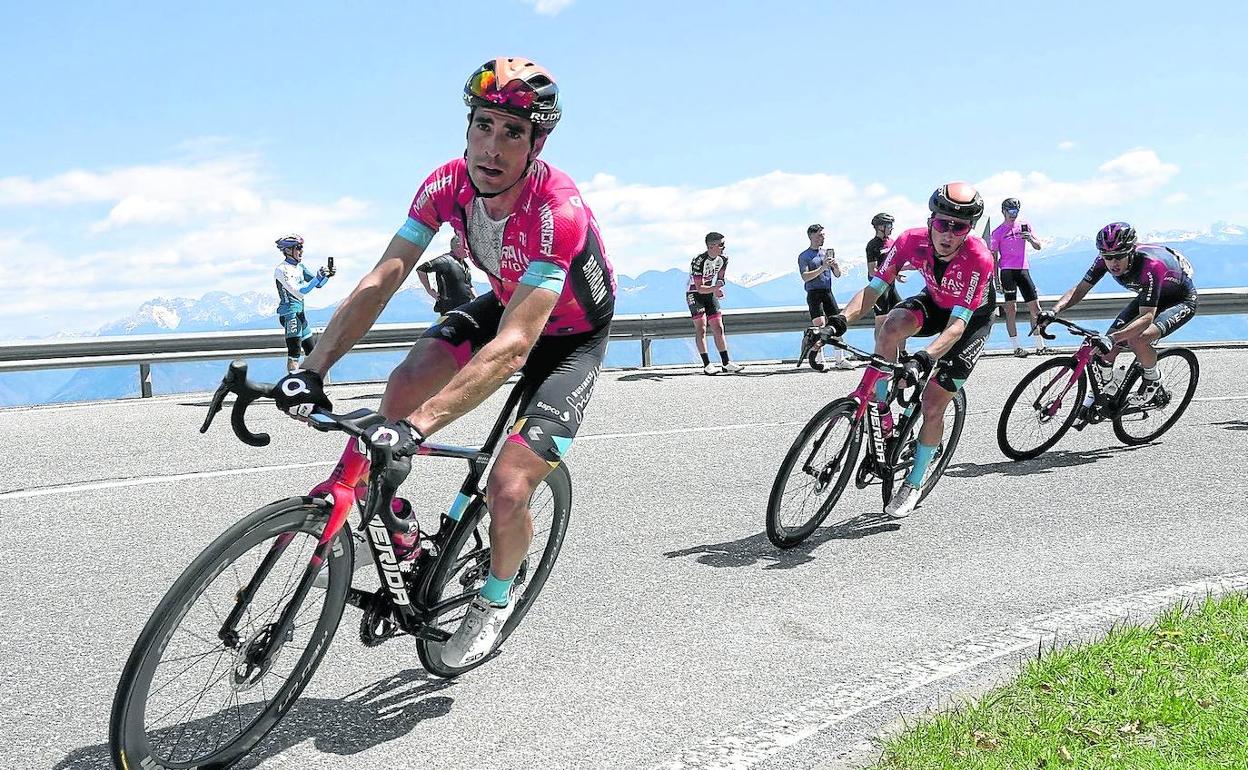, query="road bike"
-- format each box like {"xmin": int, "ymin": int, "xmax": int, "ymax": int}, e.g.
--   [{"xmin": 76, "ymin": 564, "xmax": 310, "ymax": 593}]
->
[
  {"xmin": 997, "ymin": 316, "xmax": 1199, "ymax": 460},
  {"xmin": 767, "ymin": 335, "xmax": 966, "ymax": 548},
  {"xmin": 110, "ymin": 361, "xmax": 571, "ymax": 769}
]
